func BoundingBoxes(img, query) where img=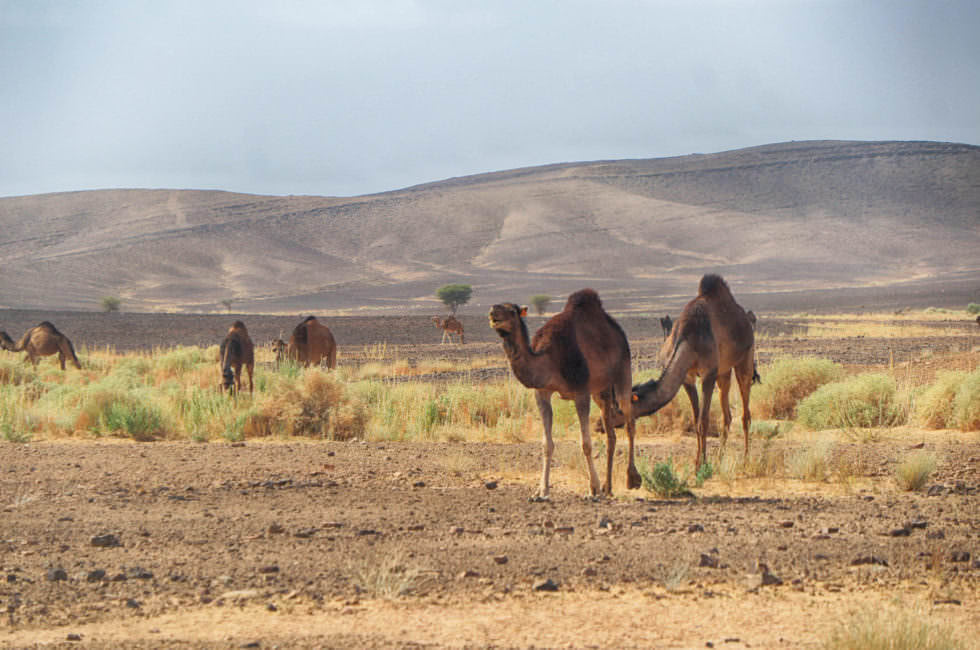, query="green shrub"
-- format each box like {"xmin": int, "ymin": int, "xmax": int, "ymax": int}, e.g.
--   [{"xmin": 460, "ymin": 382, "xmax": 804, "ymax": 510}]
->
[
  {"xmin": 798, "ymin": 373, "xmax": 906, "ymax": 430},
  {"xmin": 916, "ymin": 370, "xmax": 966, "ymax": 429},
  {"xmin": 952, "ymin": 368, "xmax": 980, "ymax": 431},
  {"xmin": 966, "ymin": 302, "xmax": 980, "ymax": 315},
  {"xmin": 895, "ymin": 451, "xmax": 937, "ymax": 491},
  {"xmin": 752, "ymin": 357, "xmax": 844, "ymax": 419},
  {"xmin": 637, "ymin": 457, "xmax": 694, "ymax": 497}
]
